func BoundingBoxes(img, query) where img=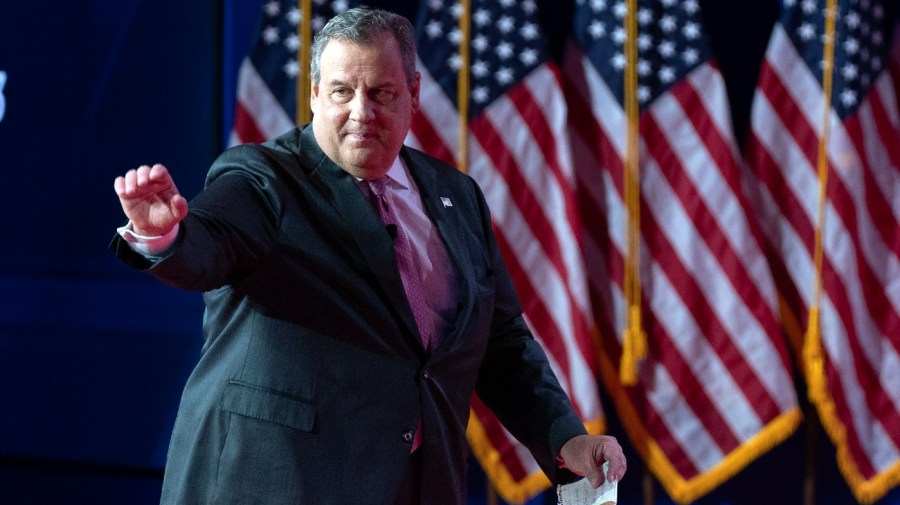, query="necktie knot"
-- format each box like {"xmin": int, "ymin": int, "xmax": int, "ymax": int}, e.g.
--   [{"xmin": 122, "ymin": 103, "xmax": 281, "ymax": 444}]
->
[{"xmin": 367, "ymin": 177, "xmax": 390, "ymax": 198}]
